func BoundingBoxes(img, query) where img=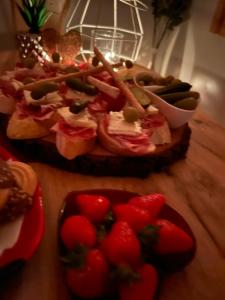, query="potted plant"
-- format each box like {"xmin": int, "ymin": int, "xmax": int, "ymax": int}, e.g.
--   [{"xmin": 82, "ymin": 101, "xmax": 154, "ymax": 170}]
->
[
  {"xmin": 16, "ymin": 0, "xmax": 51, "ymax": 59},
  {"xmin": 150, "ymin": 0, "xmax": 192, "ymax": 70}
]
